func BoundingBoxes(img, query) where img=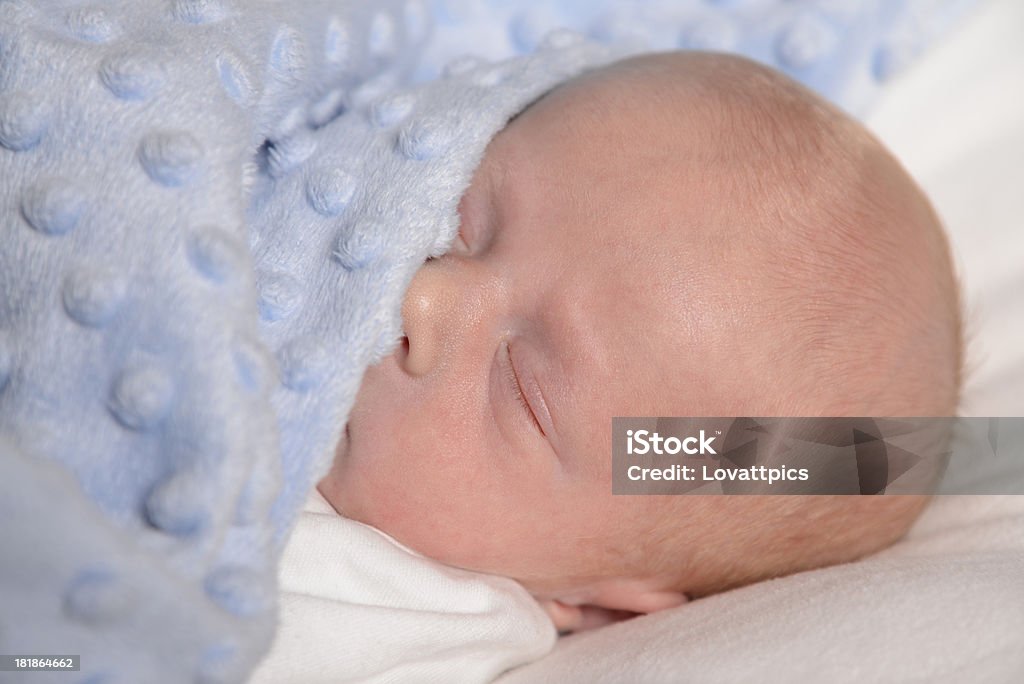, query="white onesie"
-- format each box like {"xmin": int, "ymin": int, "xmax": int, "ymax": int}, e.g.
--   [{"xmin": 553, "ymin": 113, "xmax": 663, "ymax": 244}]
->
[{"xmin": 250, "ymin": 490, "xmax": 556, "ymax": 683}]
